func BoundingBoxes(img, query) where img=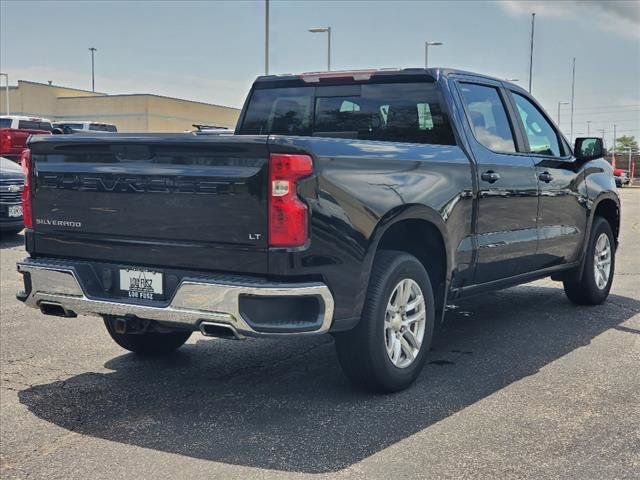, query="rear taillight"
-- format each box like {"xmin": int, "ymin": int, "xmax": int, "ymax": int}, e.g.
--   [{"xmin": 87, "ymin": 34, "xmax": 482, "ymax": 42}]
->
[
  {"xmin": 20, "ymin": 149, "xmax": 33, "ymax": 228},
  {"xmin": 268, "ymin": 153, "xmax": 313, "ymax": 247},
  {"xmin": 0, "ymin": 131, "xmax": 11, "ymax": 154}
]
